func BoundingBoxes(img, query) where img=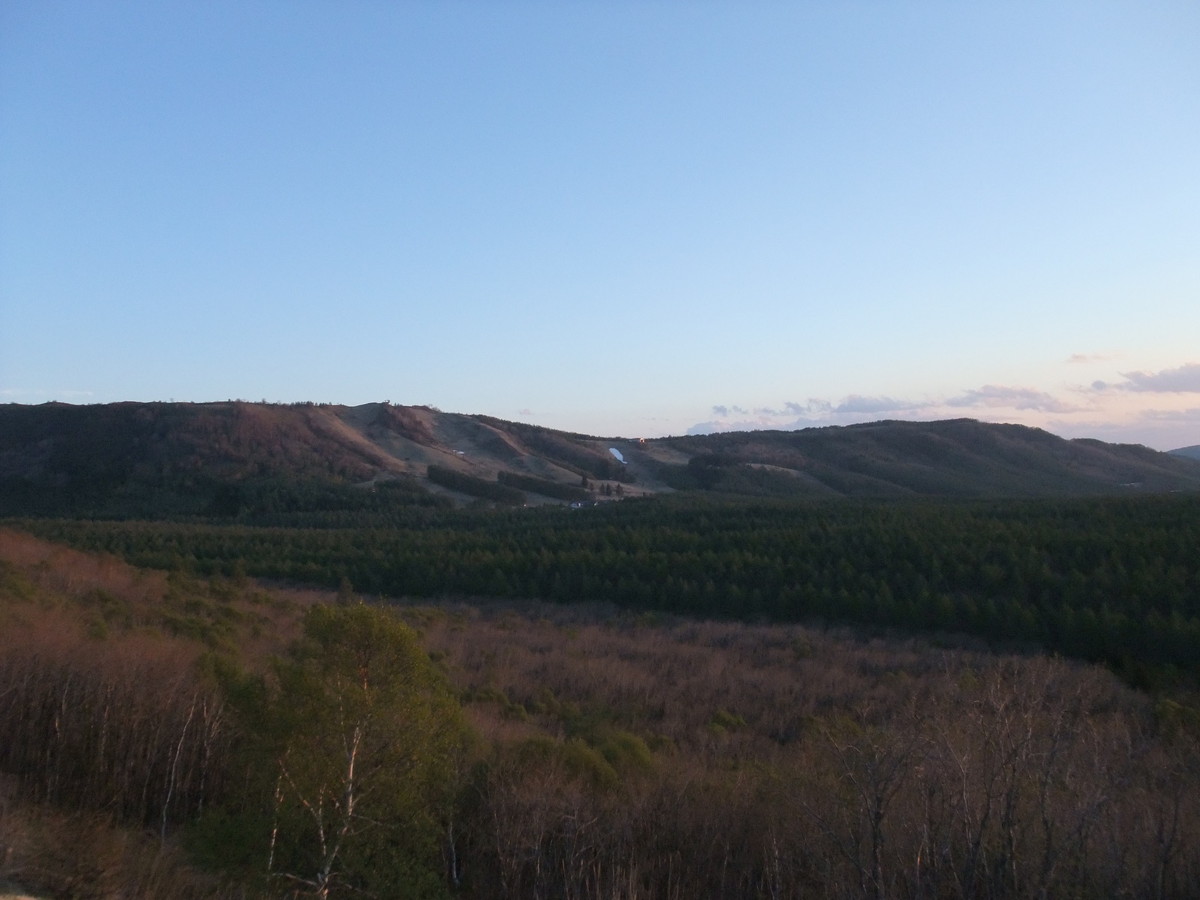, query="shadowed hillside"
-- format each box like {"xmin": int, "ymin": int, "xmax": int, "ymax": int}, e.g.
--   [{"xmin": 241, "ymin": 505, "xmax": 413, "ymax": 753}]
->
[
  {"xmin": 2, "ymin": 402, "xmax": 1199, "ymax": 518},
  {"xmin": 659, "ymin": 419, "xmax": 1200, "ymax": 497},
  {"xmin": 1171, "ymin": 444, "xmax": 1200, "ymax": 461}
]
